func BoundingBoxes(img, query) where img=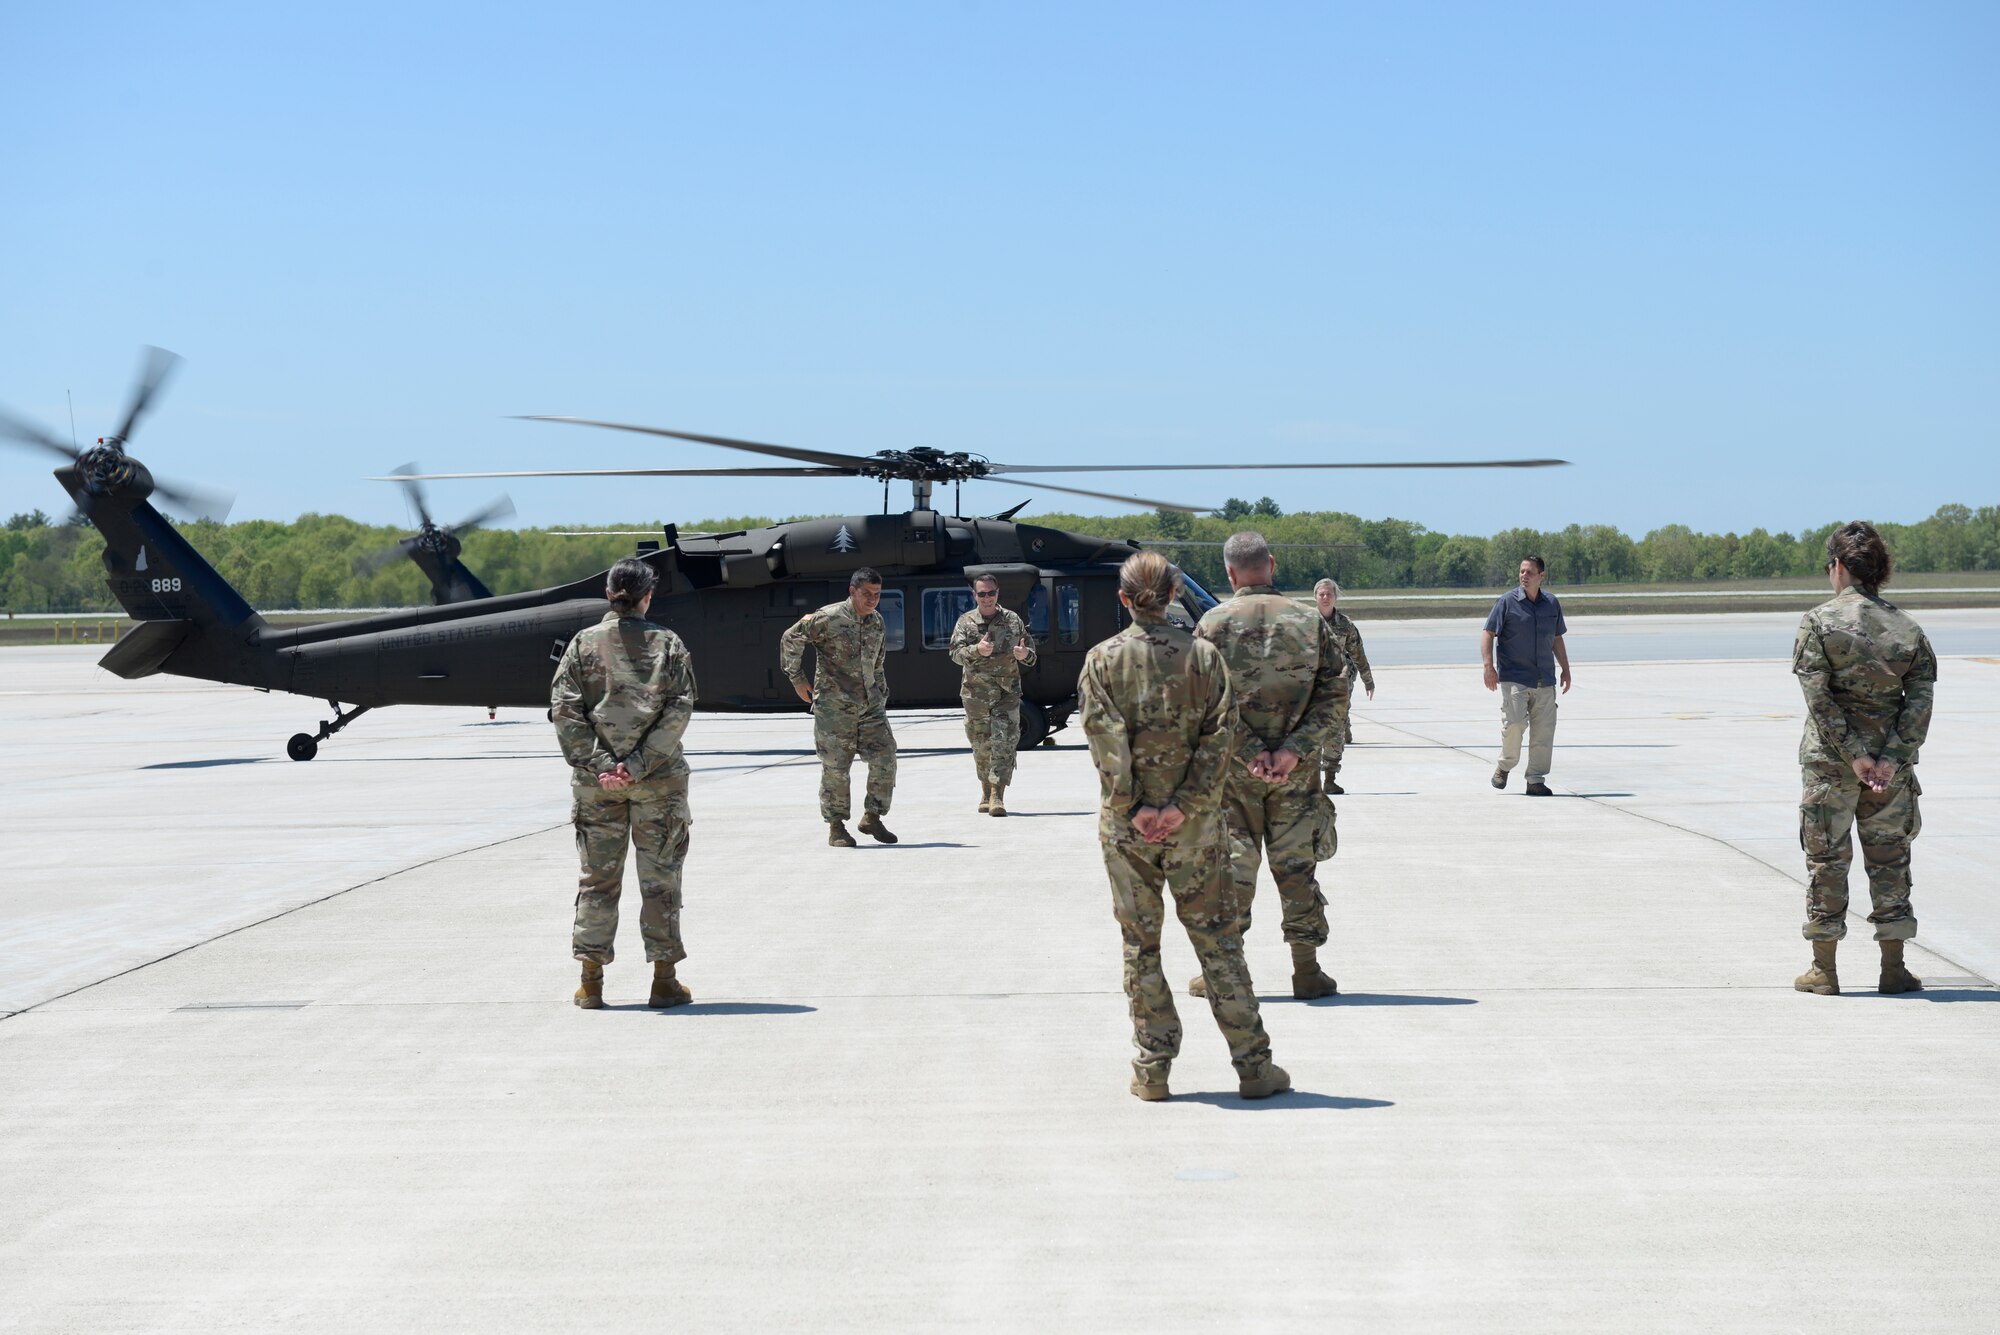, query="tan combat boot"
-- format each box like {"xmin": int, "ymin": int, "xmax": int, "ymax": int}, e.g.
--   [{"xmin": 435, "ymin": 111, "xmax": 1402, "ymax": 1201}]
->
[
  {"xmin": 1238, "ymin": 1062, "xmax": 1292, "ymax": 1100},
  {"xmin": 1878, "ymin": 939, "xmax": 1924, "ymax": 994},
  {"xmin": 1130, "ymin": 1073, "xmax": 1170, "ymax": 1102},
  {"xmin": 1794, "ymin": 939, "xmax": 1839, "ymax": 995},
  {"xmin": 574, "ymin": 959, "xmax": 605, "ymax": 1009},
  {"xmin": 988, "ymin": 786, "xmax": 1008, "ymax": 817},
  {"xmin": 1188, "ymin": 973, "xmax": 1207, "ymax": 999},
  {"xmin": 1290, "ymin": 942, "xmax": 1339, "ymax": 999},
  {"xmin": 1323, "ymin": 769, "xmax": 1344, "ymax": 796},
  {"xmin": 857, "ymin": 812, "xmax": 899, "ymax": 844},
  {"xmin": 828, "ymin": 820, "xmax": 857, "ymax": 848},
  {"xmin": 649, "ymin": 961, "xmax": 692, "ymax": 1008},
  {"xmin": 977, "ymin": 780, "xmax": 993, "ymax": 815}
]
